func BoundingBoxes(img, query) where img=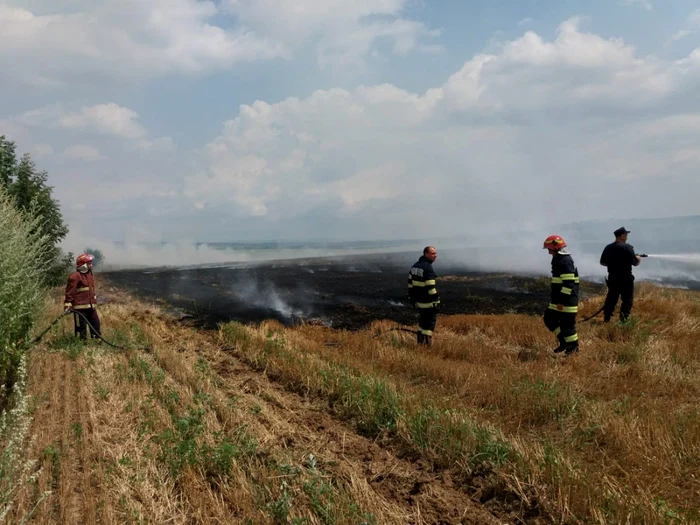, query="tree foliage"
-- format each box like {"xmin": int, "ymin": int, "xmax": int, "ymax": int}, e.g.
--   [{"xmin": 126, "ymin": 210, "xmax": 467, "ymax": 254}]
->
[
  {"xmin": 83, "ymin": 247, "xmax": 105, "ymax": 267},
  {"xmin": 0, "ymin": 185, "xmax": 52, "ymax": 404},
  {"xmin": 0, "ymin": 136, "xmax": 71, "ymax": 285}
]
